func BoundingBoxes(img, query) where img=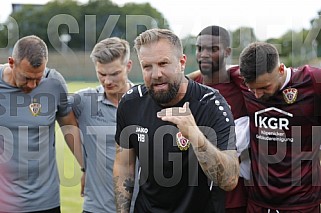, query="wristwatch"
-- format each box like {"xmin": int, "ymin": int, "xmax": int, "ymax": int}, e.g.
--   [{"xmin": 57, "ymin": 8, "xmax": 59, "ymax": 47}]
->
[{"xmin": 81, "ymin": 167, "xmax": 86, "ymax": 172}]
